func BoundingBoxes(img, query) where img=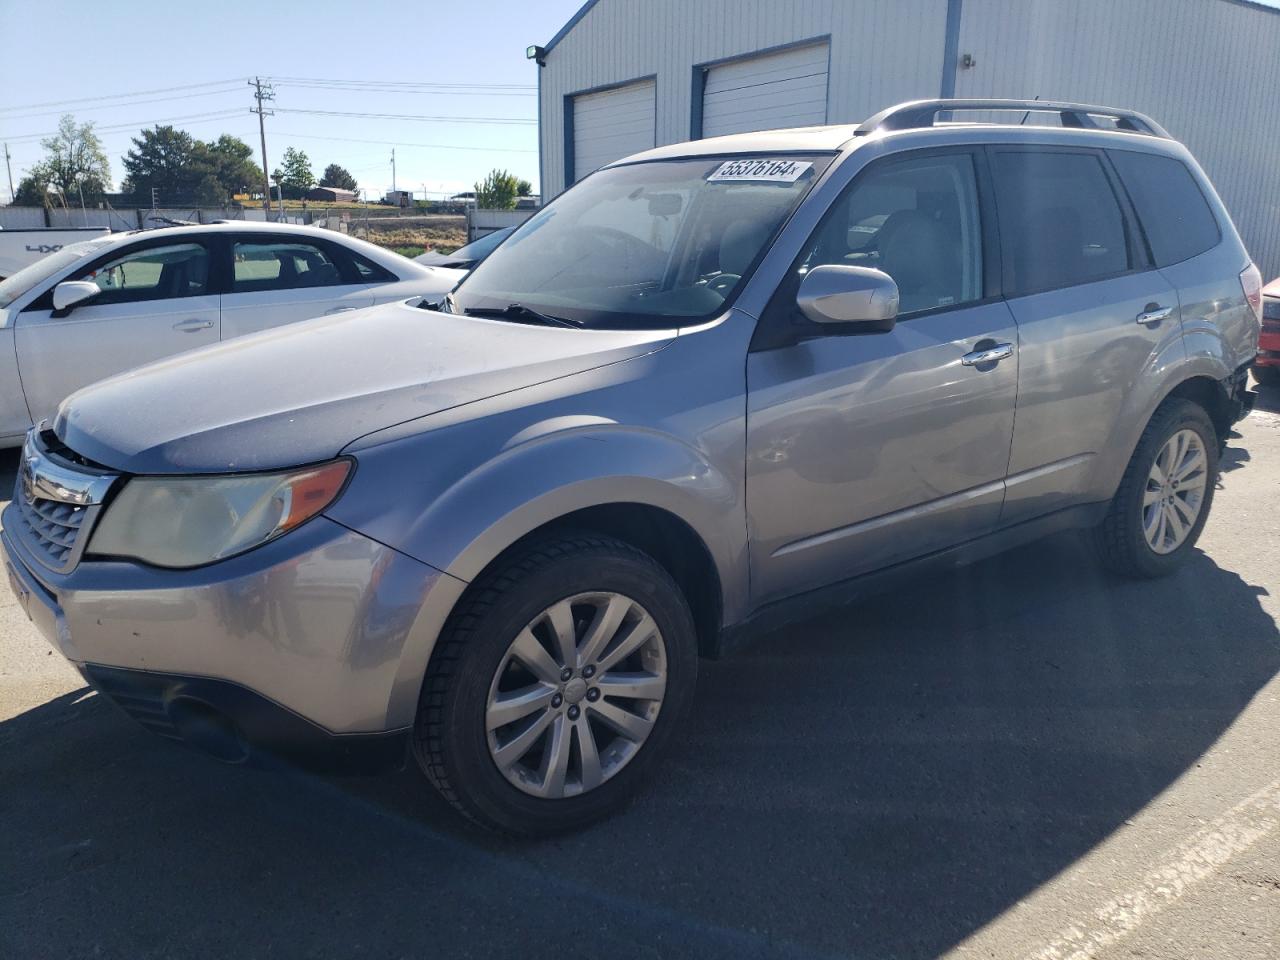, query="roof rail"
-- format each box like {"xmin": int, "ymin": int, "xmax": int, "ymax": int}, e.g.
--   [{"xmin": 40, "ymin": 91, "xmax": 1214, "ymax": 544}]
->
[{"xmin": 854, "ymin": 99, "xmax": 1171, "ymax": 139}]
